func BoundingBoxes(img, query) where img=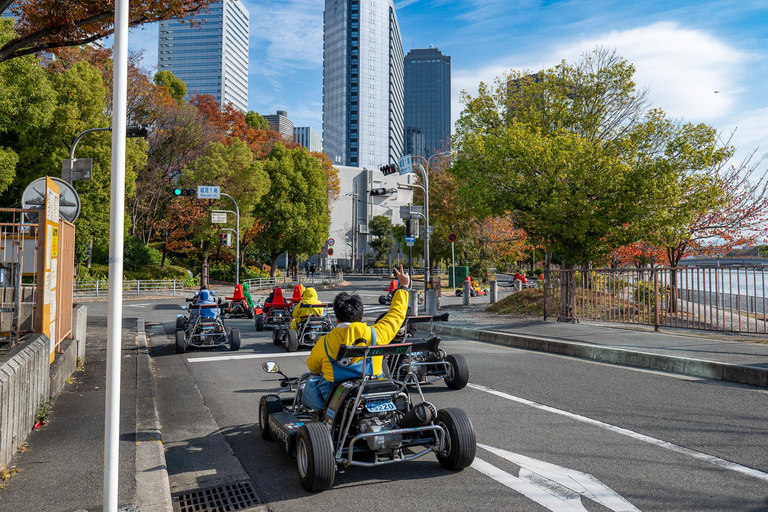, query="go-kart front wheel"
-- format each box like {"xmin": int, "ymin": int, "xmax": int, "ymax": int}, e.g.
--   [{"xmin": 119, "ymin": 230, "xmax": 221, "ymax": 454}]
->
[
  {"xmin": 247, "ymin": 306, "xmax": 254, "ymax": 319},
  {"xmin": 436, "ymin": 408, "xmax": 476, "ymax": 471},
  {"xmin": 230, "ymin": 329, "xmax": 241, "ymax": 351},
  {"xmin": 175, "ymin": 329, "xmax": 186, "ymax": 354},
  {"xmin": 256, "ymin": 315, "xmax": 265, "ymax": 331},
  {"xmin": 378, "ymin": 295, "xmax": 387, "ymax": 305},
  {"xmin": 286, "ymin": 330, "xmax": 299, "ymax": 352},
  {"xmin": 445, "ymin": 354, "xmax": 469, "ymax": 390},
  {"xmin": 176, "ymin": 316, "xmax": 185, "ymax": 330},
  {"xmin": 272, "ymin": 329, "xmax": 284, "ymax": 346},
  {"xmin": 296, "ymin": 422, "xmax": 335, "ymax": 492},
  {"xmin": 259, "ymin": 394, "xmax": 282, "ymax": 440}
]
